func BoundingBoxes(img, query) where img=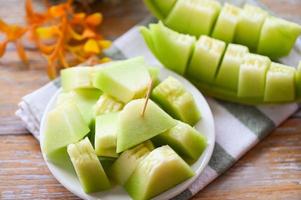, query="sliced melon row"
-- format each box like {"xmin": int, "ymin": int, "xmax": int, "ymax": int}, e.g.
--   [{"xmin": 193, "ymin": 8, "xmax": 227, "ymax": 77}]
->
[
  {"xmin": 140, "ymin": 22, "xmax": 300, "ymax": 104},
  {"xmin": 143, "ymin": 0, "xmax": 301, "ymax": 58}
]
